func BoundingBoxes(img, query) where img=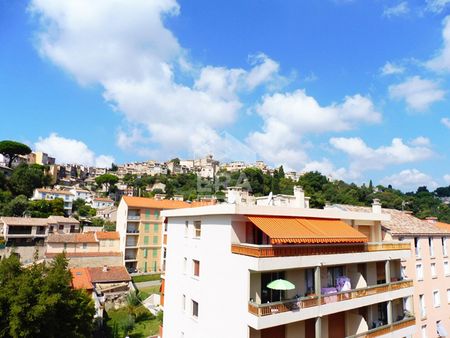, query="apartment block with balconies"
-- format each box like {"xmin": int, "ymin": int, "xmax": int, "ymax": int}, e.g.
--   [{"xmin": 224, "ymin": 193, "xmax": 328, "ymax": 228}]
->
[{"xmin": 162, "ymin": 200, "xmax": 415, "ymax": 338}]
